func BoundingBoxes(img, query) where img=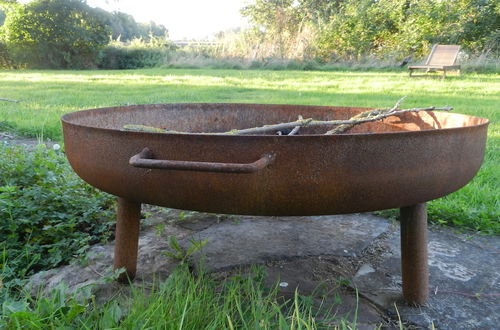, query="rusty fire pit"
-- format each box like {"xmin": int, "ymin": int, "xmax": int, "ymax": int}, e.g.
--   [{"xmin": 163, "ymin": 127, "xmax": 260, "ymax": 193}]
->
[{"xmin": 61, "ymin": 103, "xmax": 488, "ymax": 305}]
